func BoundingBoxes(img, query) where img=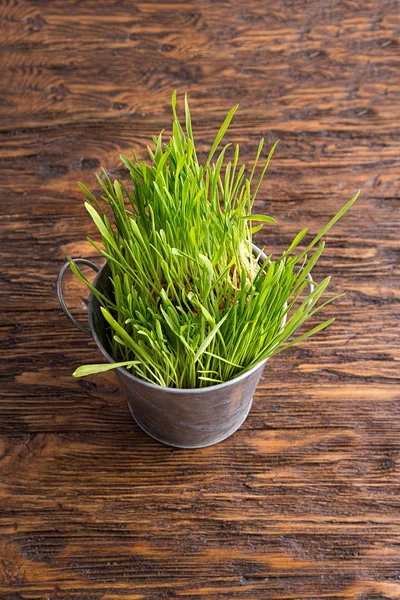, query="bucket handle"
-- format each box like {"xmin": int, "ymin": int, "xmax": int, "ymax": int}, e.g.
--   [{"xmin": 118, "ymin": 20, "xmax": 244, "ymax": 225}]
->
[{"xmin": 57, "ymin": 258, "xmax": 100, "ymax": 335}]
